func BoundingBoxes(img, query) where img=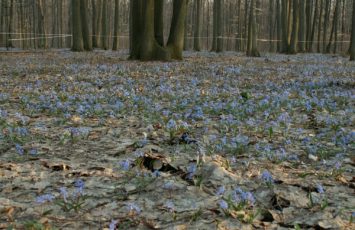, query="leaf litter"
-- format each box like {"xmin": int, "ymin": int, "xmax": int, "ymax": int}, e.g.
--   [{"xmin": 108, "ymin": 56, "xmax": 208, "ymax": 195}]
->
[{"xmin": 0, "ymin": 51, "xmax": 354, "ymax": 229}]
